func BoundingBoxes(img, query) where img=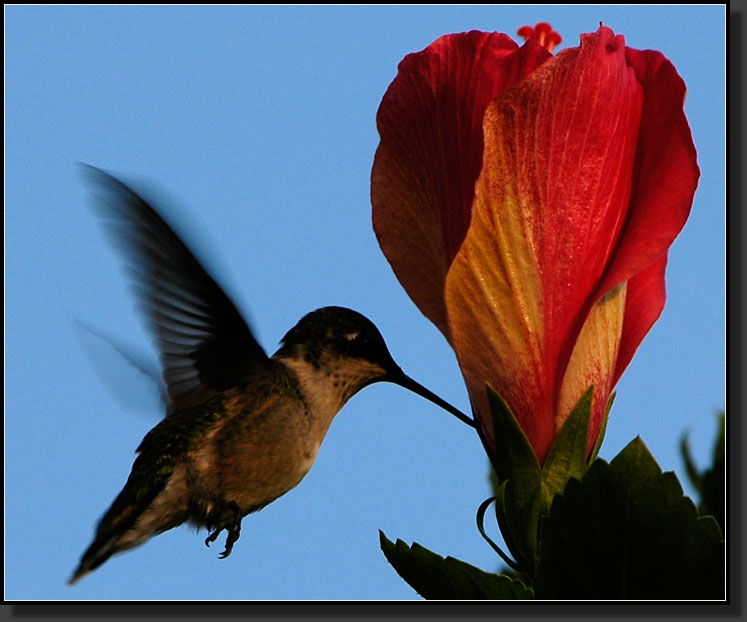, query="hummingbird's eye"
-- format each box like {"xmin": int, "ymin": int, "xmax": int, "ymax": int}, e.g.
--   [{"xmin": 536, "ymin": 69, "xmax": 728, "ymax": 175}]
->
[{"xmin": 343, "ymin": 331, "xmax": 375, "ymax": 352}]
